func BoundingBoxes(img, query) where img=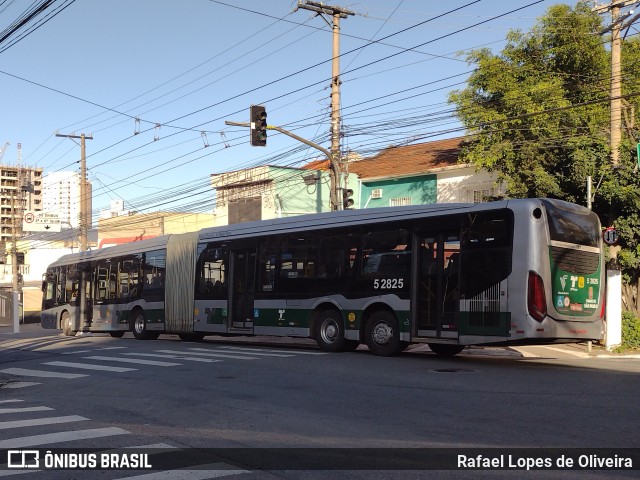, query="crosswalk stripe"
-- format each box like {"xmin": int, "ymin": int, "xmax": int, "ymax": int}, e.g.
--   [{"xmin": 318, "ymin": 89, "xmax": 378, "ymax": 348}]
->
[
  {"xmin": 211, "ymin": 345, "xmax": 328, "ymax": 356},
  {"xmin": 197, "ymin": 347, "xmax": 293, "ymax": 357},
  {"xmin": 0, "ymin": 468, "xmax": 38, "ymax": 477},
  {"xmin": 84, "ymin": 356, "xmax": 182, "ymax": 367},
  {"xmin": 0, "ymin": 400, "xmax": 23, "ymax": 404},
  {"xmin": 0, "ymin": 406, "xmax": 53, "ymax": 415},
  {"xmin": 0, "ymin": 427, "xmax": 129, "ymax": 448},
  {"xmin": 112, "ymin": 465, "xmax": 248, "ymax": 480},
  {"xmin": 2, "ymin": 382, "xmax": 41, "ymax": 389},
  {"xmin": 122, "ymin": 353, "xmax": 220, "ymax": 363},
  {"xmin": 156, "ymin": 349, "xmax": 257, "ymax": 361},
  {"xmin": 62, "ymin": 346, "xmax": 128, "ymax": 355},
  {"xmin": 0, "ymin": 415, "xmax": 87, "ymax": 430},
  {"xmin": 0, "ymin": 368, "xmax": 88, "ymax": 379},
  {"xmin": 44, "ymin": 361, "xmax": 137, "ymax": 372}
]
